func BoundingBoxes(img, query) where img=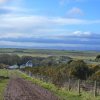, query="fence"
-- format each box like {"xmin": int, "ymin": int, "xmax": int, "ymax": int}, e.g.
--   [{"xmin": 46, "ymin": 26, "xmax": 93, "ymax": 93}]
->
[
  {"xmin": 63, "ymin": 78, "xmax": 100, "ymax": 96},
  {"xmin": 22, "ymin": 70, "xmax": 100, "ymax": 97}
]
